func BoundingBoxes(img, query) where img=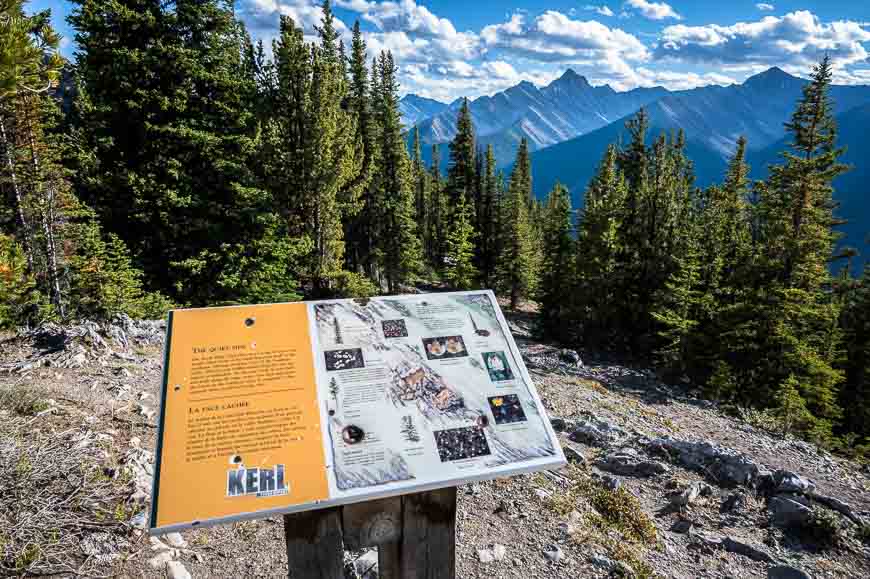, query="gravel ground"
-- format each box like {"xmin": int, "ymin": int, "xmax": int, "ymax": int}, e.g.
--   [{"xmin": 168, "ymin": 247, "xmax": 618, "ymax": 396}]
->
[{"xmin": 1, "ymin": 308, "xmax": 868, "ymax": 578}]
